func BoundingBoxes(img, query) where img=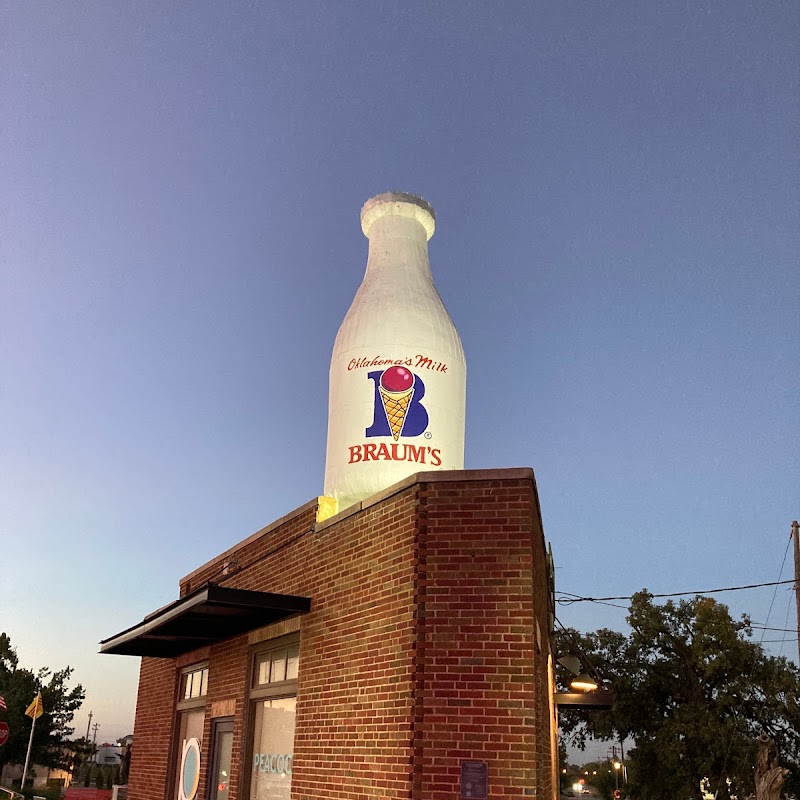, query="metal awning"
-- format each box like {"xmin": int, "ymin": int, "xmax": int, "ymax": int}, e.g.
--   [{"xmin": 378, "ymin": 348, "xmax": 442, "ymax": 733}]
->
[
  {"xmin": 100, "ymin": 583, "xmax": 312, "ymax": 658},
  {"xmin": 554, "ymin": 691, "xmax": 614, "ymax": 709}
]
